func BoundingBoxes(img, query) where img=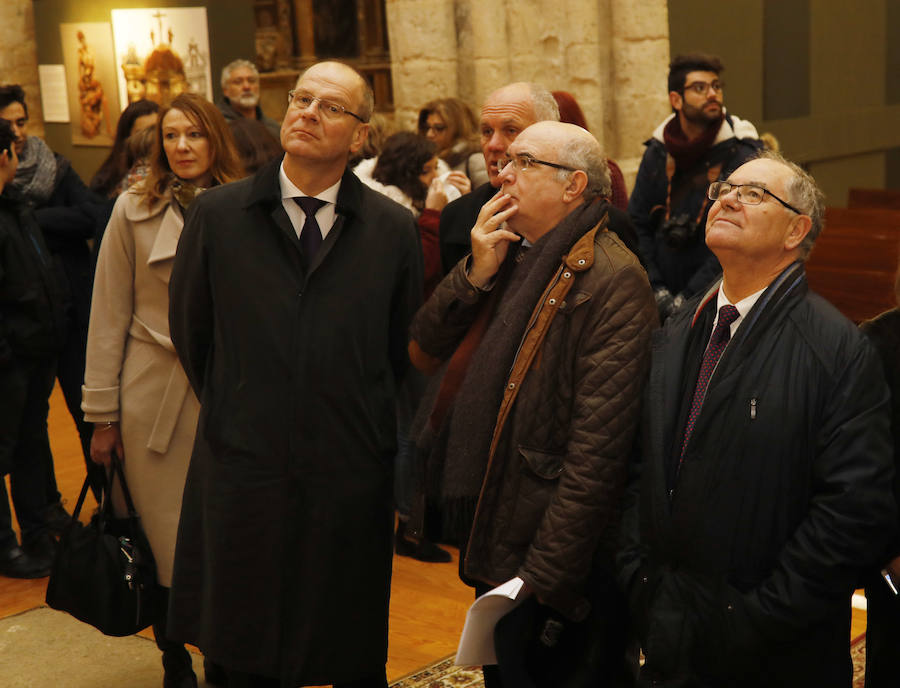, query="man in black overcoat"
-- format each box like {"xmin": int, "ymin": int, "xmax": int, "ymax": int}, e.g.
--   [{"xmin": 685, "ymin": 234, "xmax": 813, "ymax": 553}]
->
[
  {"xmin": 168, "ymin": 61, "xmax": 421, "ymax": 688},
  {"xmin": 618, "ymin": 152, "xmax": 896, "ymax": 687}
]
